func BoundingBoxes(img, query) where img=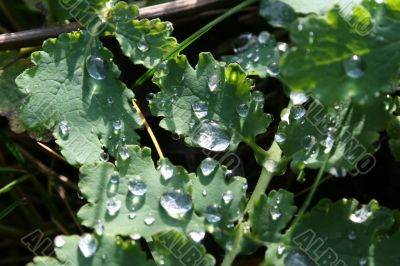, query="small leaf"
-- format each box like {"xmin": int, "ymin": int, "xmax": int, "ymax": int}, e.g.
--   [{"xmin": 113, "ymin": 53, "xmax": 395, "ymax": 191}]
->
[
  {"xmin": 269, "ymin": 0, "xmax": 362, "ymax": 15},
  {"xmin": 259, "ymin": 0, "xmax": 297, "ymax": 29},
  {"xmin": 28, "ymin": 234, "xmax": 155, "ymax": 266},
  {"xmin": 78, "ymin": 145, "xmax": 204, "ymax": 239},
  {"xmin": 151, "ymin": 230, "xmax": 215, "ymax": 266},
  {"xmin": 16, "ymin": 31, "xmax": 142, "ymax": 165},
  {"xmin": 150, "ymin": 52, "xmax": 272, "ymax": 152},
  {"xmin": 107, "ymin": 2, "xmax": 177, "ymax": 68}
]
